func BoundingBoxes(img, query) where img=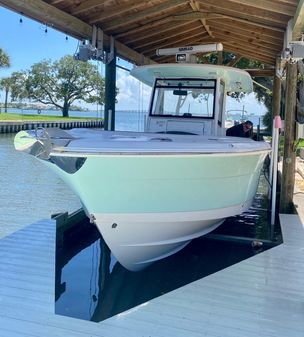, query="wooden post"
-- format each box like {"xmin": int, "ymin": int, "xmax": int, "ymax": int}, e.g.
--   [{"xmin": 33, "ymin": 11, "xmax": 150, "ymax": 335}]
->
[
  {"xmin": 272, "ymin": 72, "xmax": 282, "ymax": 118},
  {"xmin": 280, "ymin": 61, "xmax": 297, "ymax": 214},
  {"xmin": 104, "ymin": 49, "xmax": 116, "ymax": 131},
  {"xmin": 217, "ymin": 51, "xmax": 223, "ymax": 65}
]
